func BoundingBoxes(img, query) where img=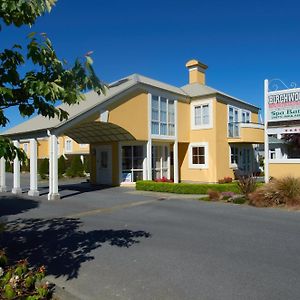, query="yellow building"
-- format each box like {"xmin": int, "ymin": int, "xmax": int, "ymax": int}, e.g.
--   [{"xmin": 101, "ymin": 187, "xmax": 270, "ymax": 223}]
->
[
  {"xmin": 1, "ymin": 59, "xmax": 264, "ymax": 199},
  {"xmin": 20, "ymin": 136, "xmax": 89, "ymax": 159}
]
